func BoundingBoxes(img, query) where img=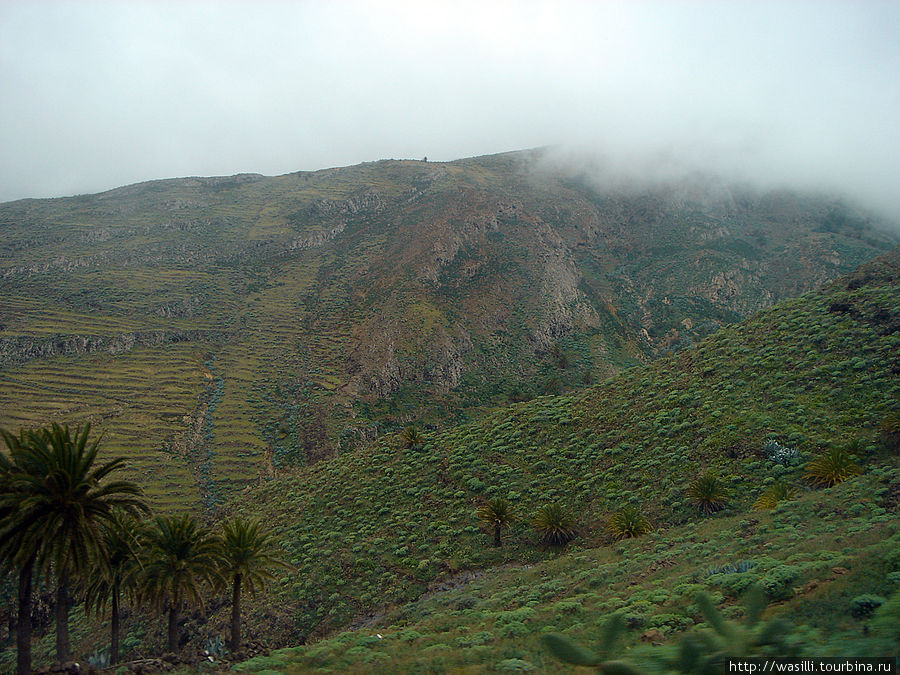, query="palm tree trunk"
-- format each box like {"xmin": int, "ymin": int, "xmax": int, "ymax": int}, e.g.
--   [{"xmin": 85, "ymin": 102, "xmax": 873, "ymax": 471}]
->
[
  {"xmin": 494, "ymin": 523, "xmax": 501, "ymax": 547},
  {"xmin": 230, "ymin": 572, "xmax": 242, "ymax": 653},
  {"xmin": 17, "ymin": 554, "xmax": 35, "ymax": 675},
  {"xmin": 110, "ymin": 581, "xmax": 120, "ymax": 664},
  {"xmin": 167, "ymin": 604, "xmax": 179, "ymax": 653},
  {"xmin": 55, "ymin": 572, "xmax": 70, "ymax": 662}
]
